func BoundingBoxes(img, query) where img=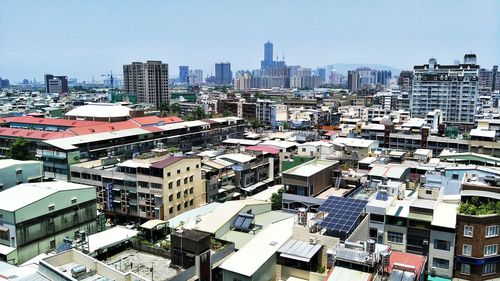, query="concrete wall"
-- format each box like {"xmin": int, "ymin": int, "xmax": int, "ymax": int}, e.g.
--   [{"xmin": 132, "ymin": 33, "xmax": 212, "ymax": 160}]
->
[
  {"xmin": 347, "ymin": 215, "xmax": 370, "ymax": 243},
  {"xmin": 384, "ymin": 225, "xmax": 407, "ymax": 252},
  {"xmin": 428, "ymin": 229, "xmax": 455, "ymax": 278},
  {"xmin": 0, "ymin": 161, "xmax": 43, "ymax": 191}
]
